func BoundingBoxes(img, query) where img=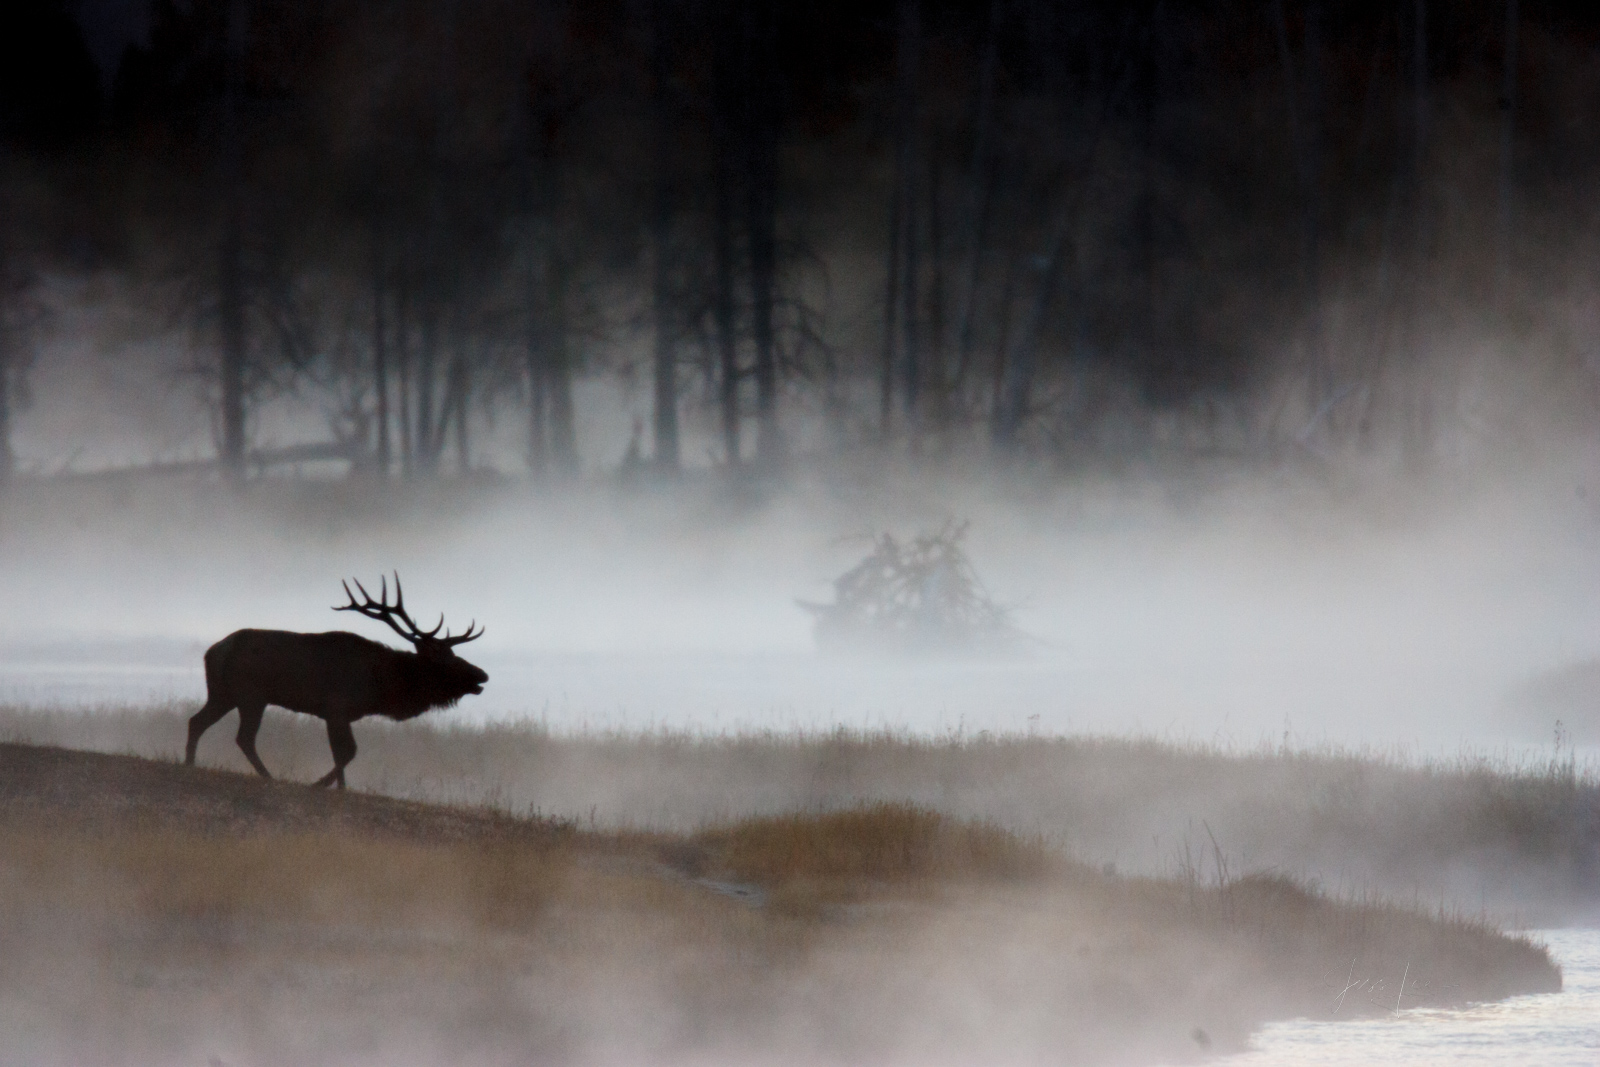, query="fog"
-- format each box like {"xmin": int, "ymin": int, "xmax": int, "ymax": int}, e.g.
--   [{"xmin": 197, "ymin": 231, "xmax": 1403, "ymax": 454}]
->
[
  {"xmin": 0, "ymin": 736, "xmax": 1580, "ymax": 1067},
  {"xmin": 2, "ymin": 0, "xmax": 1598, "ymax": 764},
  {"xmin": 2, "ymin": 448, "xmax": 1598, "ymax": 756},
  {"xmin": 8, "ymin": 1, "xmax": 1600, "ymax": 1061}
]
